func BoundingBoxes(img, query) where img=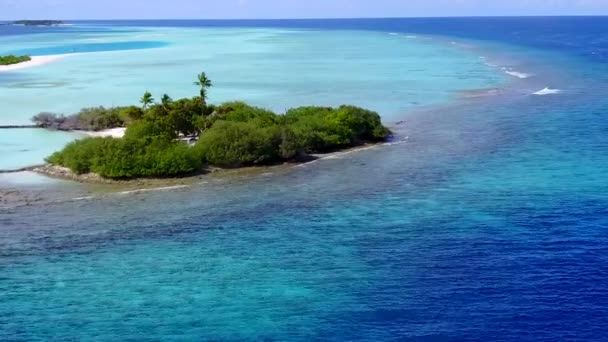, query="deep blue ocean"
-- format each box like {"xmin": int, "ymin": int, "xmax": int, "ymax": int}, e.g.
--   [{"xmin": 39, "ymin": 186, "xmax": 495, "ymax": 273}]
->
[{"xmin": 1, "ymin": 18, "xmax": 608, "ymax": 341}]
